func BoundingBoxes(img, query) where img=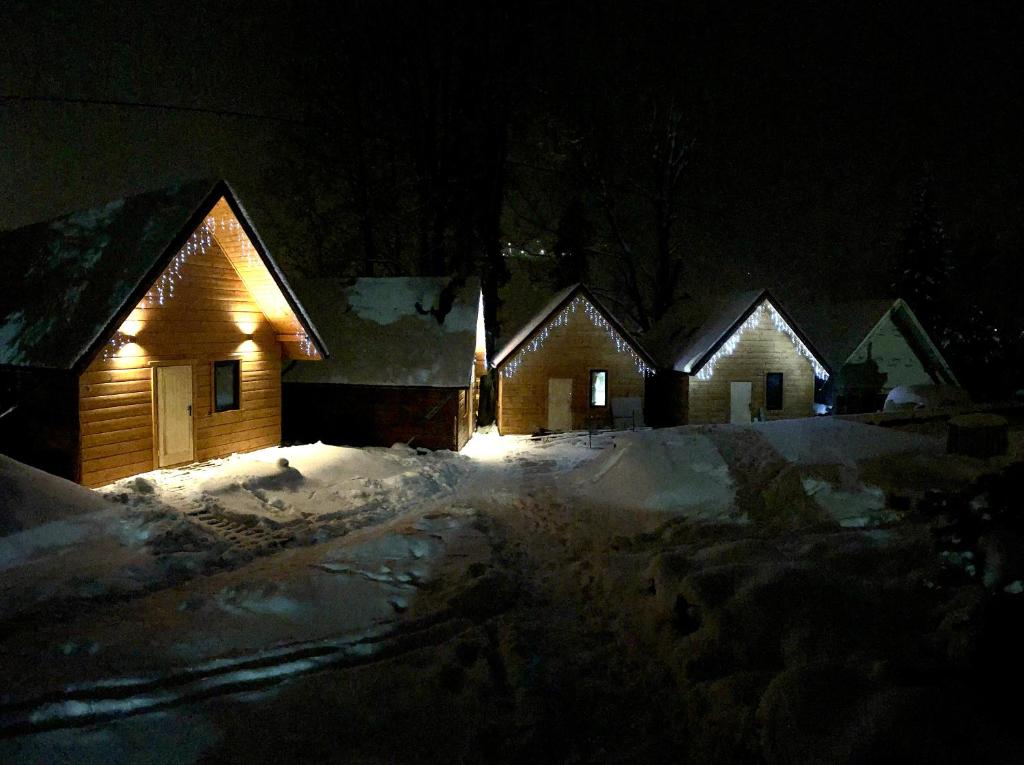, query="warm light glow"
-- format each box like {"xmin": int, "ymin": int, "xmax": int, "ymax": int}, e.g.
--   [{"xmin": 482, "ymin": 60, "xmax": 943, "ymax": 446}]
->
[
  {"xmin": 475, "ymin": 293, "xmax": 487, "ymax": 359},
  {"xmin": 118, "ymin": 318, "xmax": 142, "ymax": 337},
  {"xmin": 237, "ymin": 321, "xmax": 257, "ymax": 336},
  {"xmin": 237, "ymin": 339, "xmax": 258, "ymax": 354},
  {"xmin": 462, "ymin": 431, "xmax": 534, "ymax": 462}
]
